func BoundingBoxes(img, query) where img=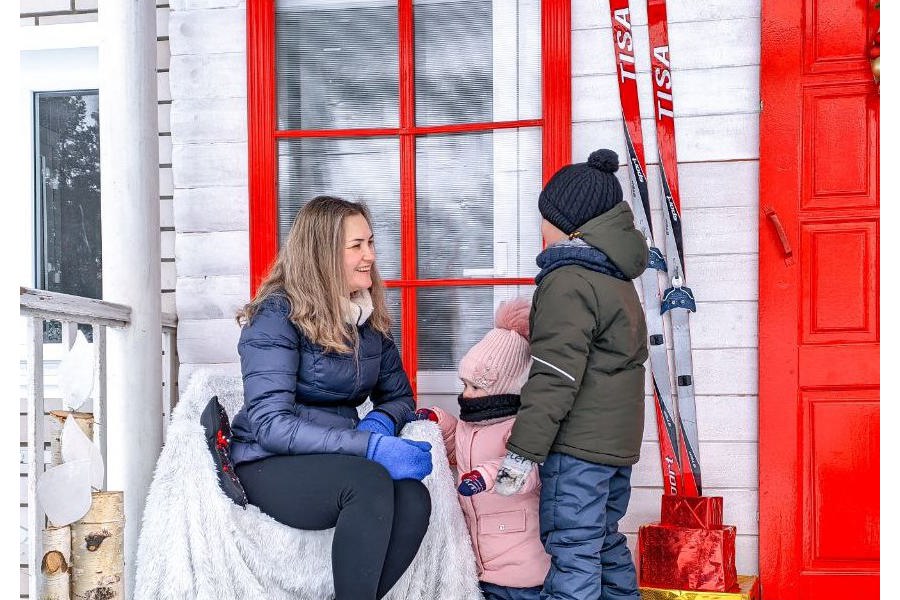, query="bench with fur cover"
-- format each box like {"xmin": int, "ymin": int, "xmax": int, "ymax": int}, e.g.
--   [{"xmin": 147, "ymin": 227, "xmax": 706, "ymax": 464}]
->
[{"xmin": 134, "ymin": 369, "xmax": 483, "ymax": 600}]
